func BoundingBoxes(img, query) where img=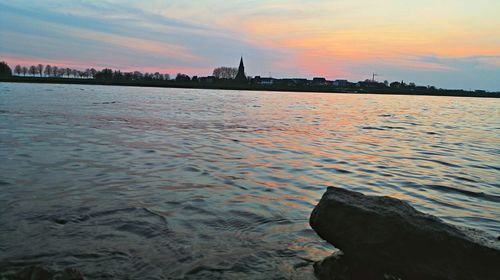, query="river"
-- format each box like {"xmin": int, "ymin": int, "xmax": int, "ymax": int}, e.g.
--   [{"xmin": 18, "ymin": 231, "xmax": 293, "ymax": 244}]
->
[{"xmin": 1, "ymin": 83, "xmax": 498, "ymax": 279}]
